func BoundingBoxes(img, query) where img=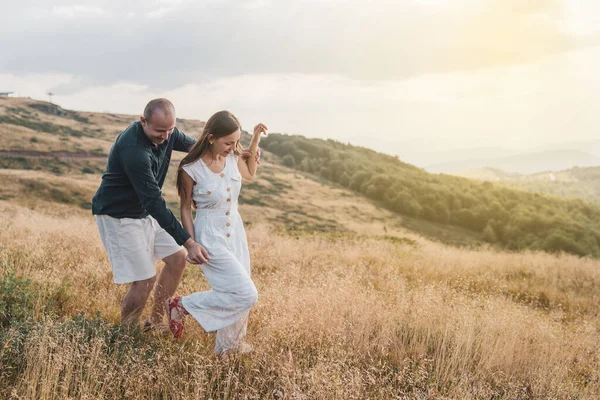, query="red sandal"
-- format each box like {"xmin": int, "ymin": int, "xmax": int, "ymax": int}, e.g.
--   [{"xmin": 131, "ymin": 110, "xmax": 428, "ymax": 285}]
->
[{"xmin": 165, "ymin": 296, "xmax": 187, "ymax": 339}]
